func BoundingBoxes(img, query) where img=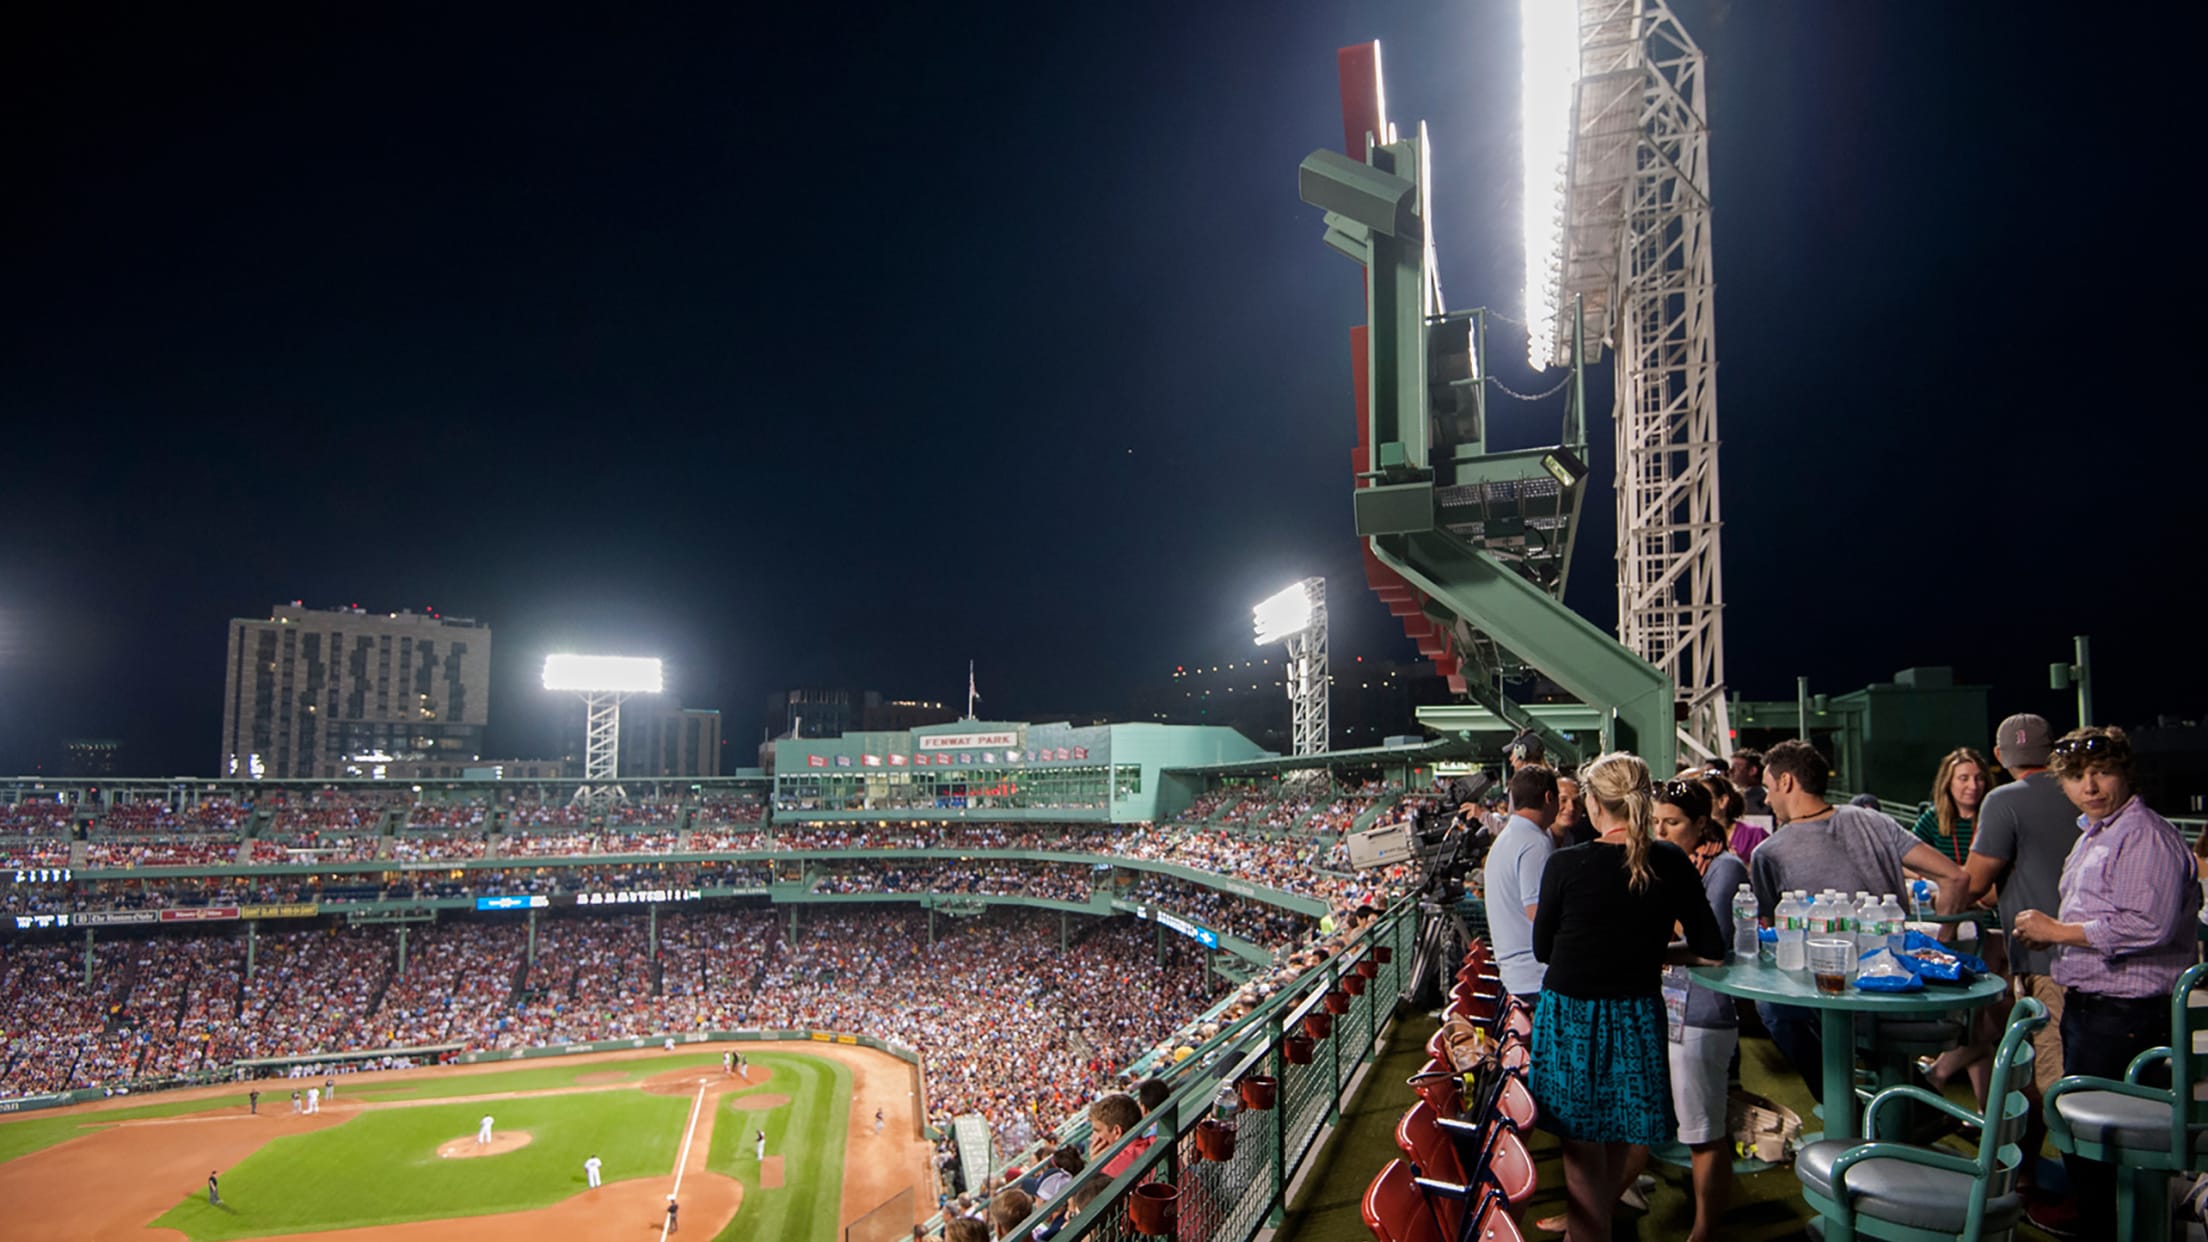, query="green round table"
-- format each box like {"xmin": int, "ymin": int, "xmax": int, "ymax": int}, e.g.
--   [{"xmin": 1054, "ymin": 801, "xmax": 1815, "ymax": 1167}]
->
[{"xmin": 1685, "ymin": 959, "xmax": 2007, "ymax": 1144}]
